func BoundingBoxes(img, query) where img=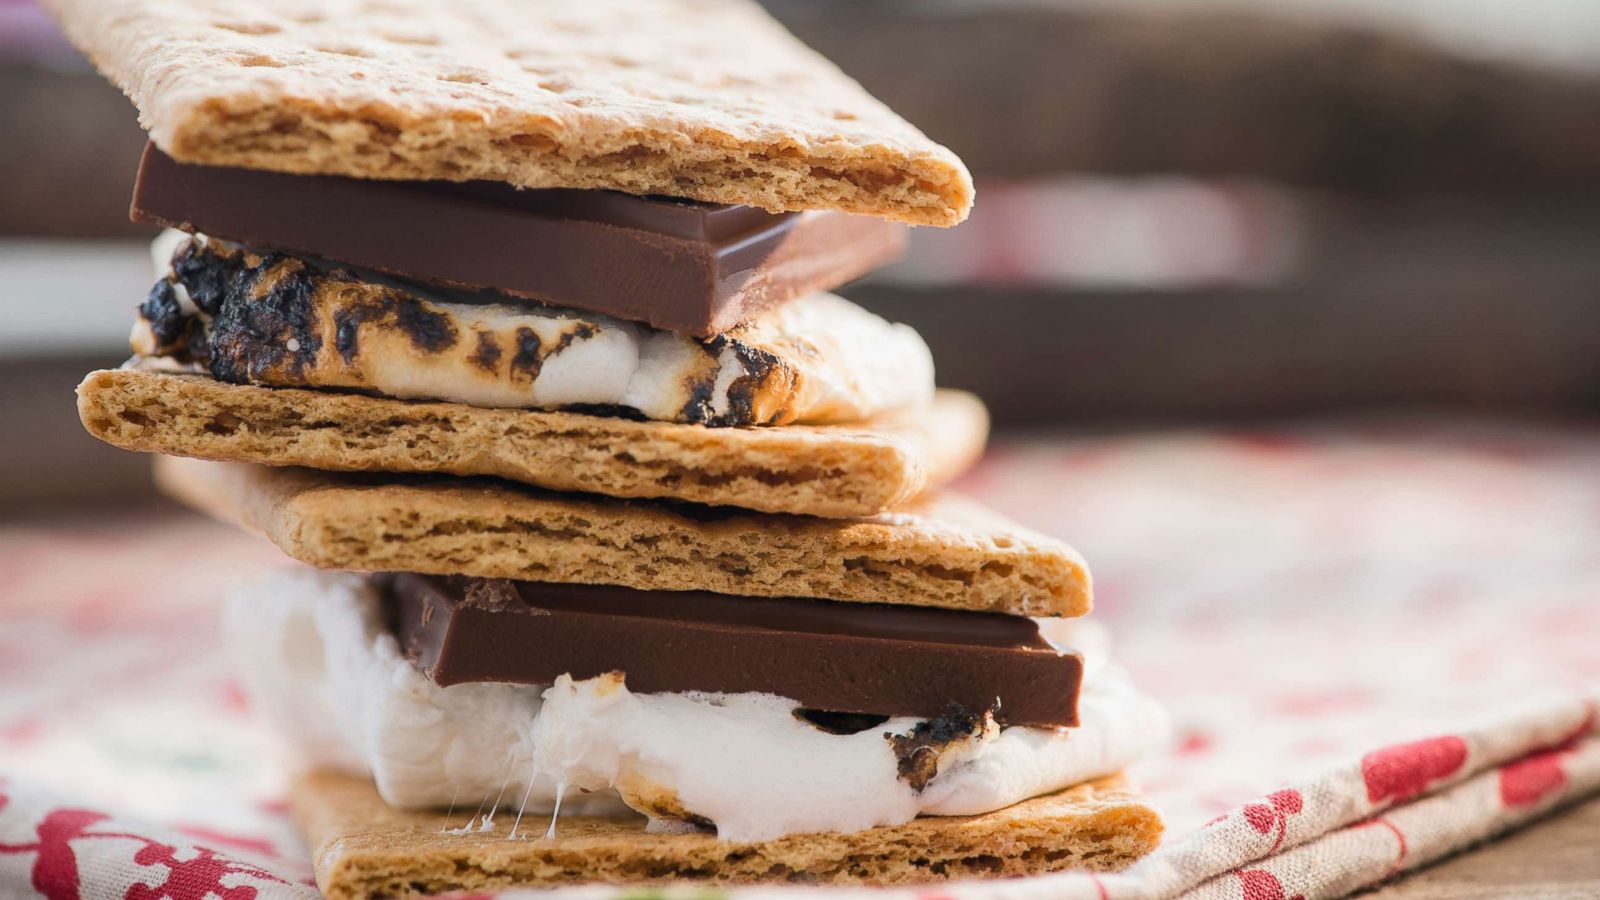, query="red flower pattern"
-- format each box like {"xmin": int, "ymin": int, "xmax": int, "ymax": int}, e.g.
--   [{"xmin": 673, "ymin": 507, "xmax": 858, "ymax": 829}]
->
[
  {"xmin": 126, "ymin": 843, "xmax": 287, "ymax": 900},
  {"xmin": 1241, "ymin": 789, "xmax": 1303, "ymax": 854},
  {"xmin": 0, "ymin": 807, "xmax": 111, "ymax": 900},
  {"xmin": 0, "ymin": 791, "xmax": 289, "ymax": 900},
  {"xmin": 1498, "ymin": 749, "xmax": 1571, "ymax": 809},
  {"xmin": 1361, "ymin": 736, "xmax": 1469, "ymax": 804},
  {"xmin": 1235, "ymin": 868, "xmax": 1306, "ymax": 900}
]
